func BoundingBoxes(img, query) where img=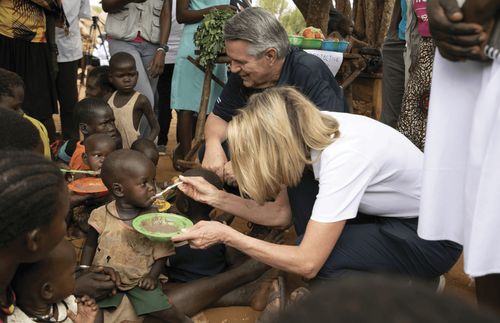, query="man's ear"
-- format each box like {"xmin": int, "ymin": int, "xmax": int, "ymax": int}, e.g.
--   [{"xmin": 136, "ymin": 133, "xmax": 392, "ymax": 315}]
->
[
  {"xmin": 80, "ymin": 122, "xmax": 89, "ymax": 136},
  {"xmin": 40, "ymin": 282, "xmax": 54, "ymax": 301},
  {"xmin": 25, "ymin": 229, "xmax": 41, "ymax": 253},
  {"xmin": 264, "ymin": 48, "xmax": 278, "ymax": 64},
  {"xmin": 112, "ymin": 182, "xmax": 124, "ymax": 197}
]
